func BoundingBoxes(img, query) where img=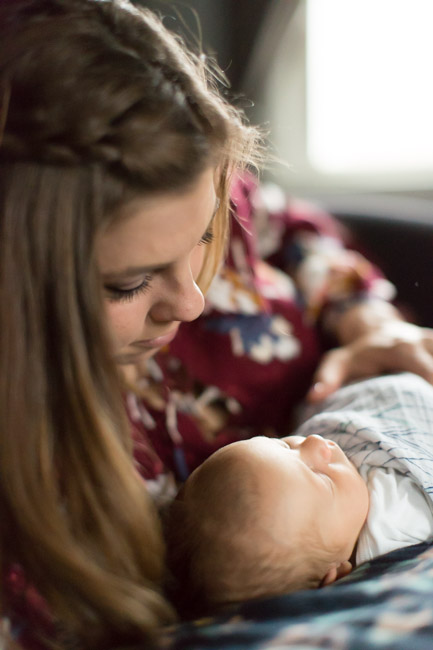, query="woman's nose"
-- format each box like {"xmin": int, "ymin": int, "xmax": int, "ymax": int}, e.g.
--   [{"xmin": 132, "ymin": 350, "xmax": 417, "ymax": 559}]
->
[
  {"xmin": 299, "ymin": 434, "xmax": 332, "ymax": 467},
  {"xmin": 149, "ymin": 266, "xmax": 205, "ymax": 324}
]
